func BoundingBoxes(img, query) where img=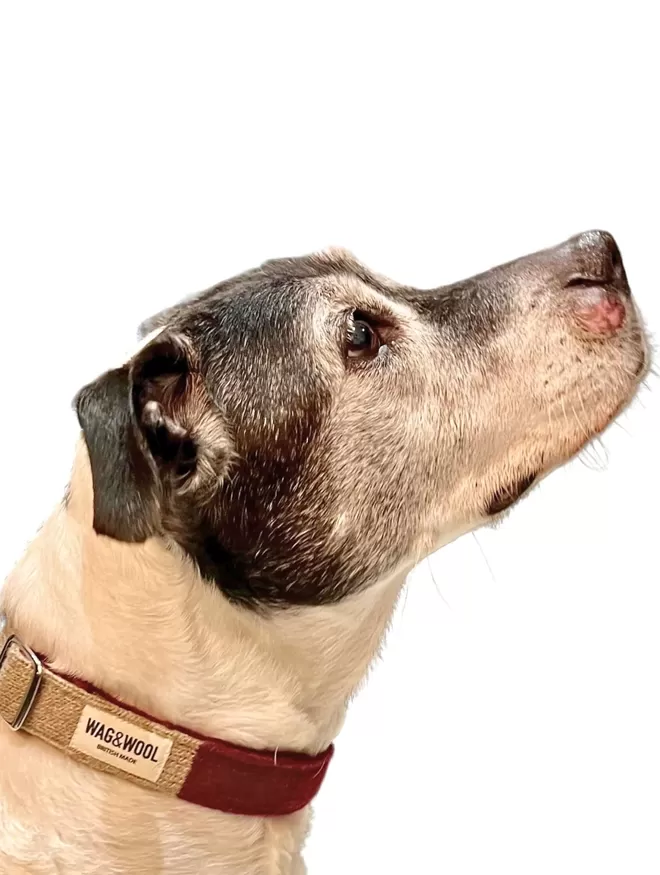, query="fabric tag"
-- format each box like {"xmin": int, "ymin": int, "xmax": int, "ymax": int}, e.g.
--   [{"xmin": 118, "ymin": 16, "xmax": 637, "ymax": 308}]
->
[{"xmin": 69, "ymin": 704, "xmax": 173, "ymax": 782}]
